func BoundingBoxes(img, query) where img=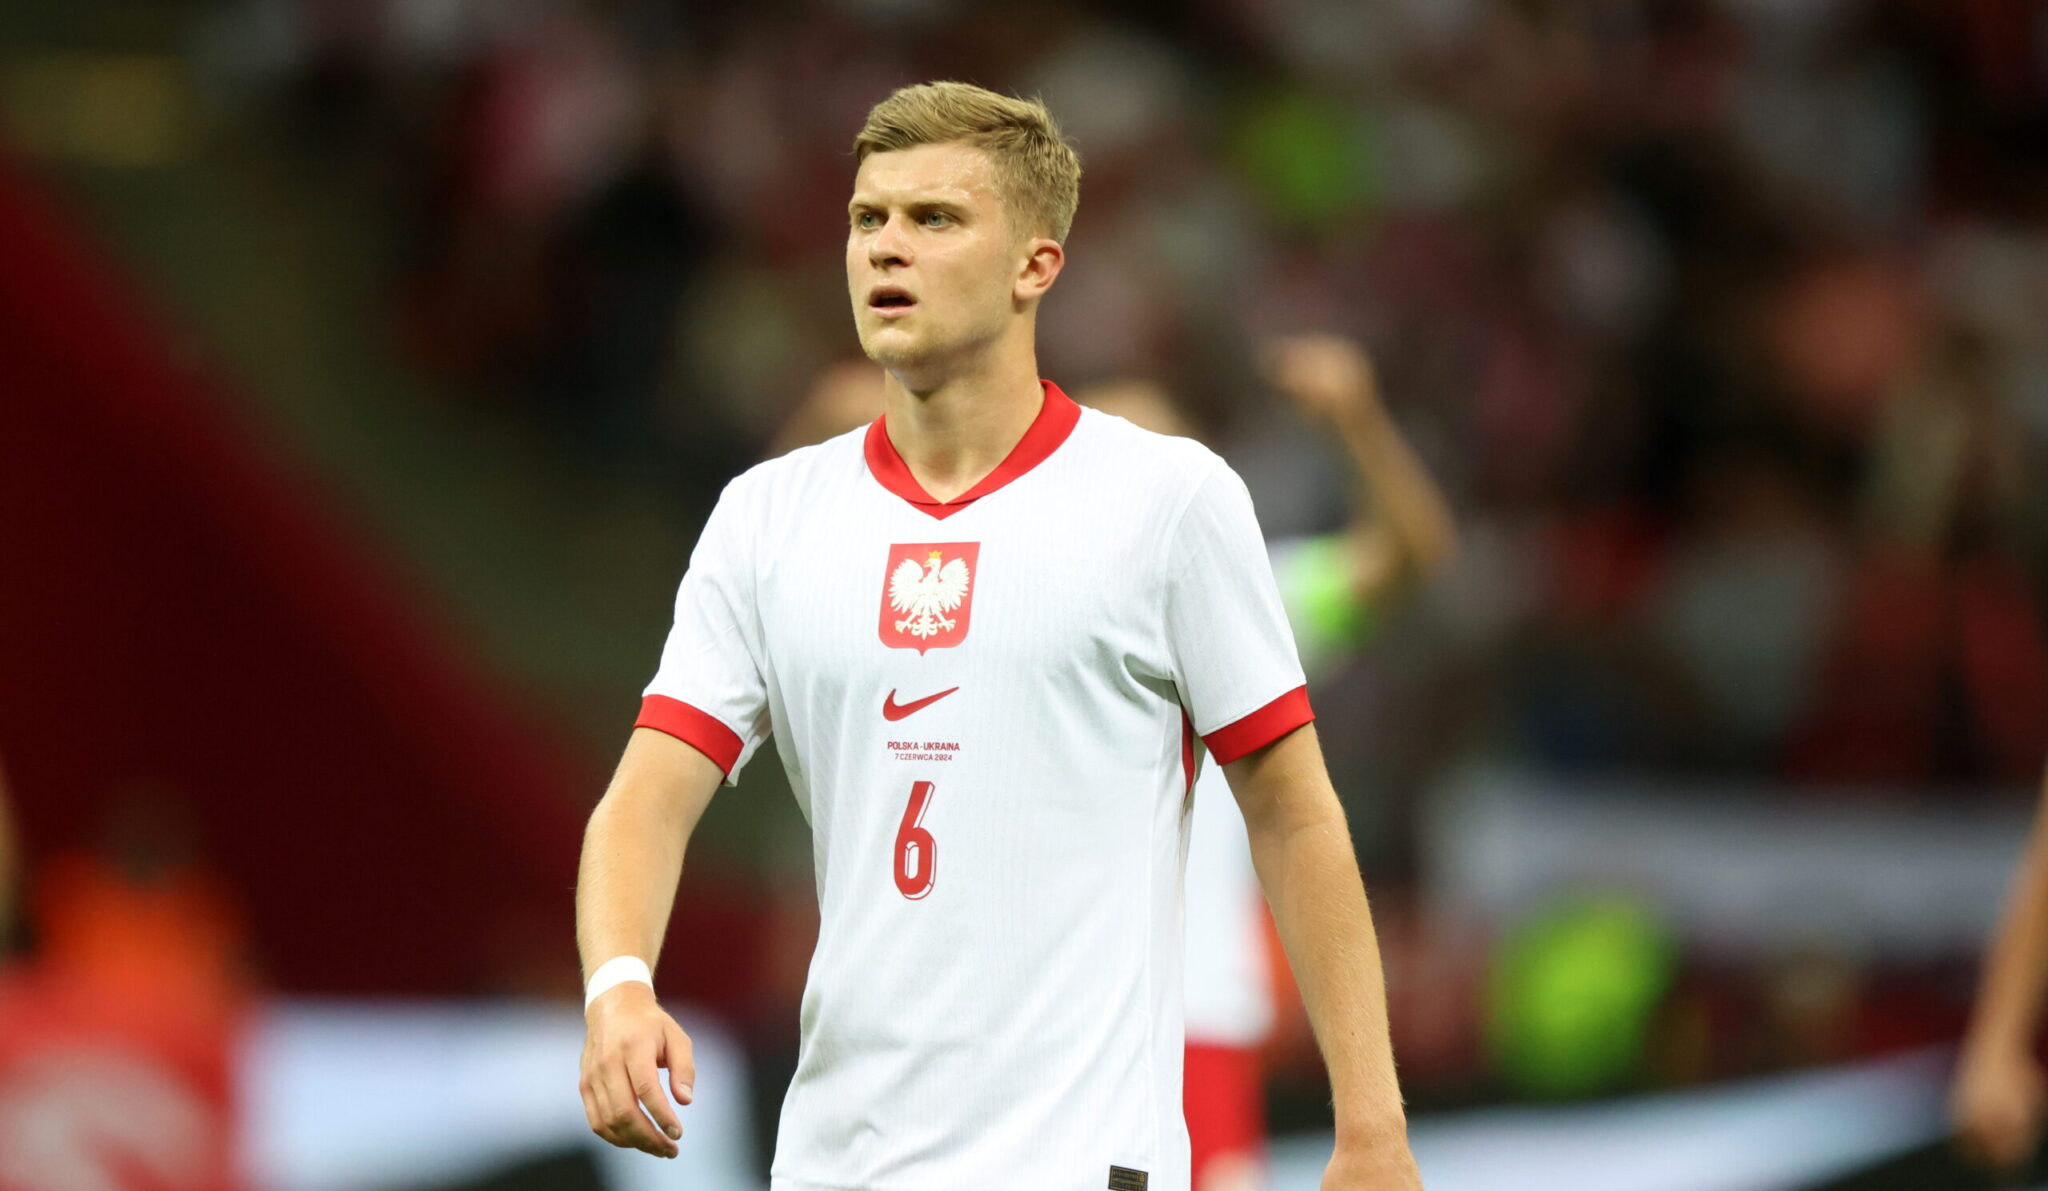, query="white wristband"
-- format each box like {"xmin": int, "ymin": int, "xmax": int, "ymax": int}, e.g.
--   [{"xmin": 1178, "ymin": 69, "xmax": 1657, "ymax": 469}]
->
[{"xmin": 584, "ymin": 956, "xmax": 654, "ymax": 1010}]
